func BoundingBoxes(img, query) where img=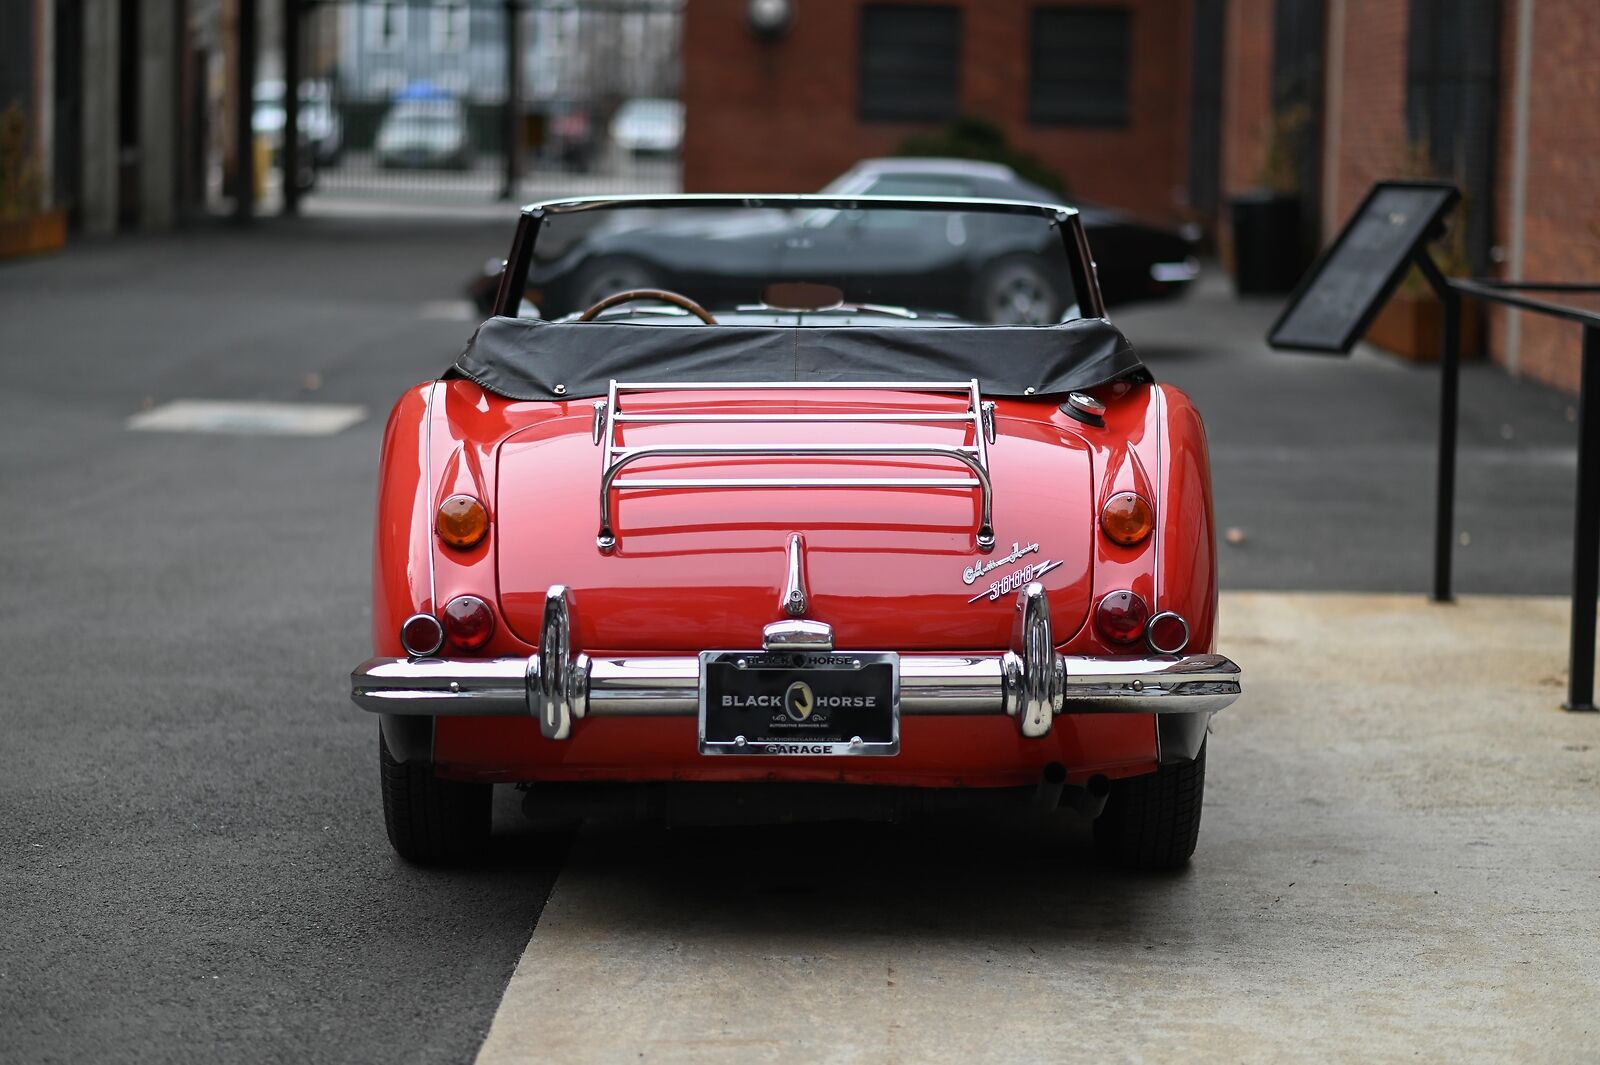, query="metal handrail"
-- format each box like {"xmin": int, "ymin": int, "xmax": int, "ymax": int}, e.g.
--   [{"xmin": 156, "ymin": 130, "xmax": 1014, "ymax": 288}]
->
[{"xmin": 596, "ymin": 380, "xmax": 996, "ymax": 553}]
